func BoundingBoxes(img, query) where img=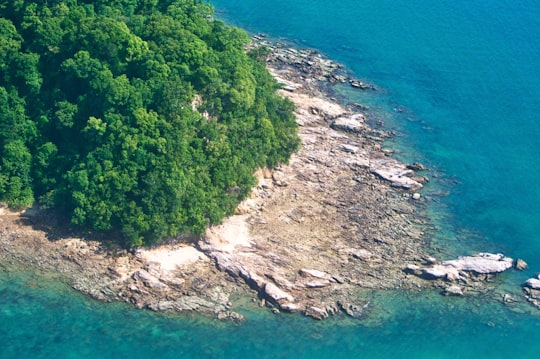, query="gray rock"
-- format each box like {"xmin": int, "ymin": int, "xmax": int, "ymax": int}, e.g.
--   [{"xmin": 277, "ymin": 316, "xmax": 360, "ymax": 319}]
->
[
  {"xmin": 331, "ymin": 114, "xmax": 365, "ymax": 133},
  {"xmin": 280, "ymin": 302, "xmax": 301, "ymax": 312},
  {"xmin": 340, "ymin": 144, "xmax": 359, "ymax": 154},
  {"xmin": 443, "ymin": 253, "xmax": 513, "ymax": 274},
  {"xmin": 264, "ymin": 282, "xmax": 294, "ymax": 304},
  {"xmin": 132, "ymin": 270, "xmax": 168, "ymax": 289},
  {"xmin": 370, "ymin": 158, "xmax": 423, "ymax": 191},
  {"xmin": 418, "ymin": 253, "xmax": 513, "ymax": 282},
  {"xmin": 306, "ymin": 280, "xmax": 331, "ymax": 288}
]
